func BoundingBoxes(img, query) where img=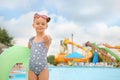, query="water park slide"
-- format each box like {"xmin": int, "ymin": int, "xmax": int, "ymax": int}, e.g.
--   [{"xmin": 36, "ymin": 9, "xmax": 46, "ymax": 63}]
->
[
  {"xmin": 103, "ymin": 43, "xmax": 120, "ymax": 49},
  {"xmin": 64, "ymin": 39, "xmax": 92, "ymax": 62},
  {"xmin": 103, "ymin": 43, "xmax": 120, "ymax": 53},
  {"xmin": 101, "ymin": 48, "xmax": 120, "ymax": 62},
  {"xmin": 86, "ymin": 42, "xmax": 120, "ymax": 61},
  {"xmin": 93, "ymin": 44, "xmax": 120, "ymax": 61},
  {"xmin": 108, "ymin": 49, "xmax": 120, "ymax": 56},
  {"xmin": 85, "ymin": 41, "xmax": 115, "ymax": 62},
  {"xmin": 0, "ymin": 46, "xmax": 30, "ymax": 80}
]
